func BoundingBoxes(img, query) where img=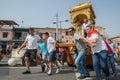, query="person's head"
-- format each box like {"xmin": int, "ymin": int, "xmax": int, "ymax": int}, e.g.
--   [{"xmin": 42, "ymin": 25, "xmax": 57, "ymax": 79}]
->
[
  {"xmin": 117, "ymin": 43, "xmax": 120, "ymax": 46},
  {"xmin": 8, "ymin": 40, "xmax": 13, "ymax": 44},
  {"xmin": 84, "ymin": 19, "xmax": 88, "ymax": 23},
  {"xmin": 108, "ymin": 39, "xmax": 112, "ymax": 44},
  {"xmin": 85, "ymin": 25, "xmax": 92, "ymax": 34},
  {"xmin": 43, "ymin": 32, "xmax": 49, "ymax": 40},
  {"xmin": 68, "ymin": 27, "xmax": 75, "ymax": 36},
  {"xmin": 90, "ymin": 19, "xmax": 95, "ymax": 25},
  {"xmin": 29, "ymin": 28, "xmax": 34, "ymax": 35}
]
